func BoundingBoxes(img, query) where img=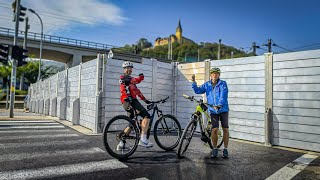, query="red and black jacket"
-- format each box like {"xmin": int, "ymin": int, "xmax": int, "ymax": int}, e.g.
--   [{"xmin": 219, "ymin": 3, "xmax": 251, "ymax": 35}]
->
[{"xmin": 119, "ymin": 74, "xmax": 146, "ymax": 103}]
